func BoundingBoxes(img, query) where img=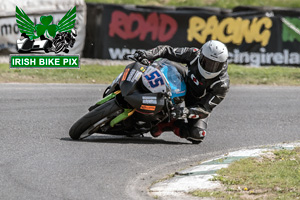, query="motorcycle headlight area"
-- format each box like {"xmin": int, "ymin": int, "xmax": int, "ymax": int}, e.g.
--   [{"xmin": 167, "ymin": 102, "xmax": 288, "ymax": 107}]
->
[{"xmin": 142, "ymin": 66, "xmax": 168, "ymax": 94}]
